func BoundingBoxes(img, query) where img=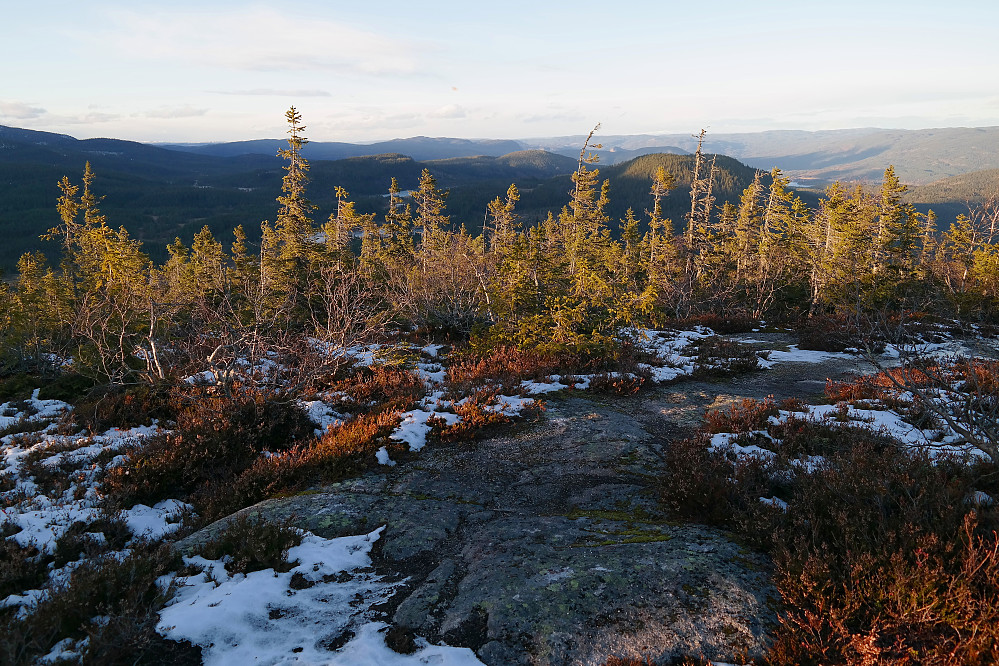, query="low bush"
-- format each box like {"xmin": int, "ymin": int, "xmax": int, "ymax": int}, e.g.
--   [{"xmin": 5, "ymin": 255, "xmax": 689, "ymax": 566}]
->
[
  {"xmin": 53, "ymin": 516, "xmax": 131, "ymax": 569},
  {"xmin": 195, "ymin": 514, "xmax": 303, "ymax": 576},
  {"xmin": 447, "ymin": 345, "xmax": 599, "ymax": 394},
  {"xmin": 589, "ymin": 367, "xmax": 652, "ymax": 395},
  {"xmin": 0, "ymin": 544, "xmax": 194, "ymax": 666},
  {"xmin": 670, "ymin": 312, "xmax": 757, "ymax": 334},
  {"xmin": 690, "ymin": 337, "xmax": 762, "ymax": 376},
  {"xmin": 797, "ymin": 312, "xmax": 886, "ymax": 353},
  {"xmin": 101, "ymin": 385, "xmax": 315, "ymax": 511},
  {"xmin": 332, "ymin": 366, "xmax": 426, "ymax": 414},
  {"xmin": 197, "ymin": 410, "xmax": 401, "ymax": 522},
  {"xmin": 0, "ymin": 534, "xmax": 51, "ymax": 603},
  {"xmin": 702, "ymin": 397, "xmax": 778, "ymax": 434},
  {"xmin": 71, "ymin": 381, "xmax": 175, "ymax": 433},
  {"xmin": 659, "ymin": 412, "xmax": 999, "ymax": 665},
  {"xmin": 428, "ymin": 387, "xmax": 544, "ymax": 443}
]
